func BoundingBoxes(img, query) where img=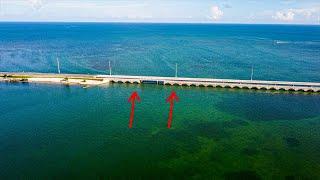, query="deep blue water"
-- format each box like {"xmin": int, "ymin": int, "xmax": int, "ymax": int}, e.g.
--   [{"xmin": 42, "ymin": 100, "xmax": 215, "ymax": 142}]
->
[{"xmin": 0, "ymin": 23, "xmax": 319, "ymax": 81}]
